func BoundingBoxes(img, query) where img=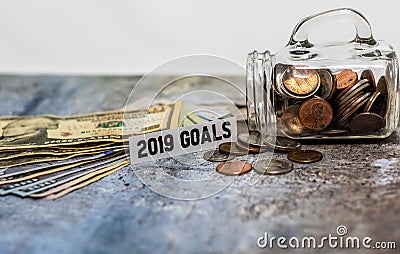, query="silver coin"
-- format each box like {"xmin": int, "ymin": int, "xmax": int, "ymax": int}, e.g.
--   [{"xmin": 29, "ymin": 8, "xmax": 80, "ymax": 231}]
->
[
  {"xmin": 275, "ymin": 65, "xmax": 291, "ymax": 95},
  {"xmin": 363, "ymin": 91, "xmax": 381, "ymax": 112},
  {"xmin": 253, "ymin": 159, "xmax": 293, "ymax": 175},
  {"xmin": 219, "ymin": 142, "xmax": 248, "ymax": 156},
  {"xmin": 317, "ymin": 69, "xmax": 336, "ymax": 100},
  {"xmin": 340, "ymin": 92, "xmax": 371, "ymax": 118},
  {"xmin": 266, "ymin": 136, "xmax": 301, "ymax": 152},
  {"xmin": 335, "ymin": 78, "xmax": 368, "ymax": 104},
  {"xmin": 203, "ymin": 149, "xmax": 235, "ymax": 162},
  {"xmin": 337, "ymin": 79, "xmax": 370, "ymax": 108},
  {"xmin": 337, "ymin": 92, "xmax": 365, "ymax": 116},
  {"xmin": 349, "ymin": 112, "xmax": 384, "ymax": 134},
  {"xmin": 337, "ymin": 92, "xmax": 371, "ymax": 128},
  {"xmin": 238, "ymin": 132, "xmax": 267, "ymax": 148},
  {"xmin": 279, "ymin": 105, "xmax": 312, "ymax": 136},
  {"xmin": 337, "ymin": 92, "xmax": 360, "ymax": 116}
]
